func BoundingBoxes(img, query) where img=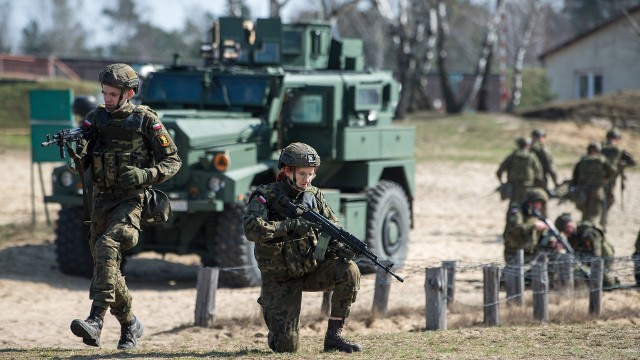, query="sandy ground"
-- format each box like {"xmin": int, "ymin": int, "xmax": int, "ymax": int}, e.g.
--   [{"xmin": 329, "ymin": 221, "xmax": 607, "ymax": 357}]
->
[{"xmin": 1, "ymin": 148, "xmax": 639, "ymax": 350}]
